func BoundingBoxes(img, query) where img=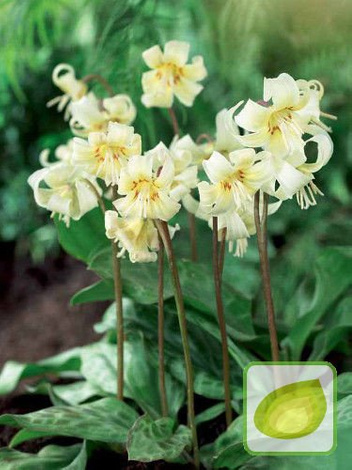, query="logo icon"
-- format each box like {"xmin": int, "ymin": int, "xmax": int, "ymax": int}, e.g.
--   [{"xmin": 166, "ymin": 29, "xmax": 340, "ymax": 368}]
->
[{"xmin": 244, "ymin": 362, "xmax": 336, "ymax": 455}]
